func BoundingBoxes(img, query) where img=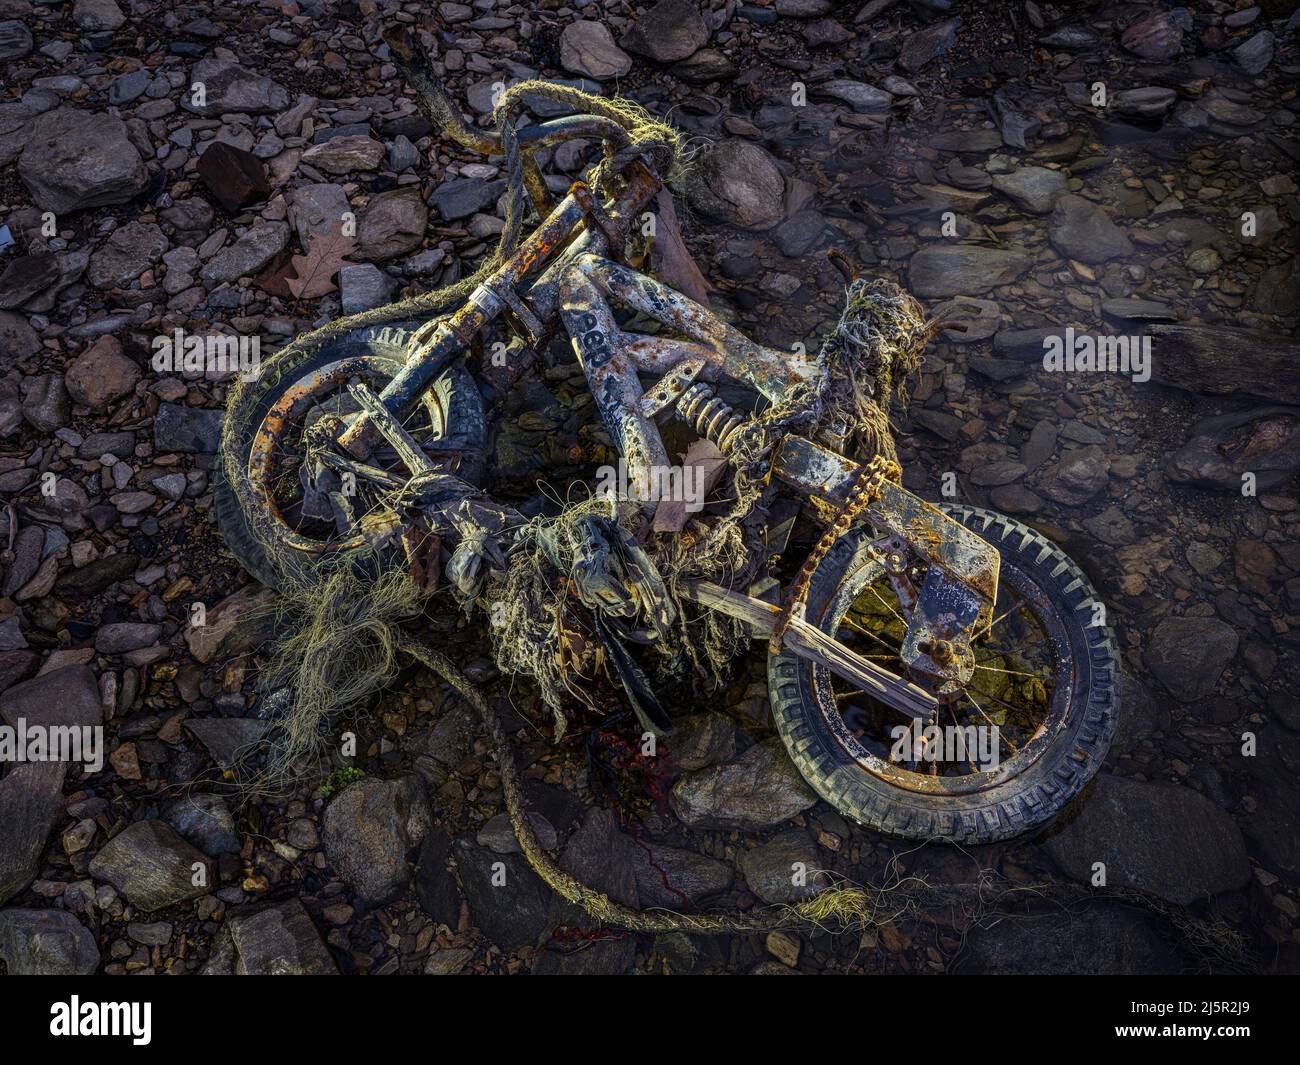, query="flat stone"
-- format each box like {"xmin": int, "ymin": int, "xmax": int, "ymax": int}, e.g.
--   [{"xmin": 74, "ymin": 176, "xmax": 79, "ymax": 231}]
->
[
  {"xmin": 429, "ymin": 177, "xmax": 505, "ymax": 222},
  {"xmin": 1049, "ymin": 195, "xmax": 1133, "ymax": 264},
  {"xmin": 1041, "ymin": 775, "xmax": 1249, "ymax": 905},
  {"xmin": 560, "ymin": 20, "xmax": 633, "ymax": 80},
  {"xmin": 288, "ymin": 183, "xmax": 350, "ymax": 249},
  {"xmin": 0, "ymin": 19, "xmax": 33, "ymax": 61},
  {"xmin": 301, "ymin": 134, "xmax": 384, "ymax": 175},
  {"xmin": 1234, "ymin": 30, "xmax": 1274, "ymax": 75},
  {"xmin": 670, "ymin": 739, "xmax": 817, "ymax": 830},
  {"xmin": 1039, "ymin": 444, "xmax": 1109, "ymax": 504},
  {"xmin": 184, "ymin": 717, "xmax": 268, "ymax": 769},
  {"xmin": 736, "ymin": 829, "xmax": 829, "ymax": 903},
  {"xmin": 819, "ymin": 79, "xmax": 893, "ymax": 113},
  {"xmin": 338, "ymin": 263, "xmax": 393, "ymax": 314},
  {"xmin": 95, "ymin": 621, "xmax": 162, "ymax": 653},
  {"xmin": 1144, "ymin": 617, "xmax": 1238, "ymax": 703},
  {"xmin": 153, "ymin": 402, "xmax": 224, "ymax": 453},
  {"xmin": 898, "ymin": 17, "xmax": 960, "ymax": 73},
  {"xmin": 0, "ymin": 764, "xmax": 67, "ymax": 905},
  {"xmin": 18, "ymin": 108, "xmax": 147, "ymax": 213},
  {"xmin": 88, "ymin": 820, "xmax": 212, "ymax": 912},
  {"xmin": 227, "ymin": 899, "xmax": 337, "ymax": 974},
  {"xmin": 990, "ymin": 166, "xmax": 1067, "ymax": 213},
  {"xmin": 87, "ymin": 221, "xmax": 168, "ymax": 290},
  {"xmin": 454, "ymin": 840, "xmax": 552, "ymax": 949},
  {"xmin": 0, "ymin": 909, "xmax": 99, "ymax": 974},
  {"xmin": 908, "ymin": 245, "xmax": 1033, "ymax": 298},
  {"xmin": 164, "ymin": 793, "xmax": 240, "ymax": 855},
  {"xmin": 184, "ymin": 58, "xmax": 290, "ymax": 116},
  {"xmin": 628, "ymin": 840, "xmax": 734, "ymax": 907},
  {"xmin": 355, "ymin": 186, "xmax": 427, "ymax": 261}
]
